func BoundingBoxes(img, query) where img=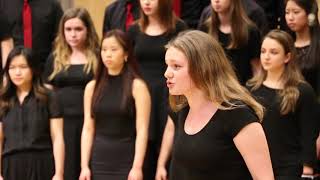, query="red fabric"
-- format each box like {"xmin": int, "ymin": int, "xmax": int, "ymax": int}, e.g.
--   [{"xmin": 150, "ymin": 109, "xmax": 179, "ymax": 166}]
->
[
  {"xmin": 172, "ymin": 0, "xmax": 181, "ymax": 17},
  {"xmin": 23, "ymin": 0, "xmax": 32, "ymax": 48},
  {"xmin": 126, "ymin": 2, "xmax": 134, "ymax": 31}
]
